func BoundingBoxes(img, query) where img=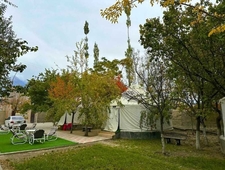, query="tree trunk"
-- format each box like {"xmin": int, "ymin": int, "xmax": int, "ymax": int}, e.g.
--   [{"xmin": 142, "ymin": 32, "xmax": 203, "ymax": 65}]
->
[
  {"xmin": 11, "ymin": 110, "xmax": 16, "ymax": 116},
  {"xmin": 190, "ymin": 115, "xmax": 195, "ymax": 135},
  {"xmin": 201, "ymin": 120, "xmax": 208, "ymax": 145},
  {"xmin": 84, "ymin": 125, "xmax": 89, "ymax": 136},
  {"xmin": 196, "ymin": 116, "xmax": 201, "ymax": 149},
  {"xmin": 70, "ymin": 111, "xmax": 76, "ymax": 134},
  {"xmin": 215, "ymin": 102, "xmax": 223, "ymax": 142},
  {"xmin": 216, "ymin": 112, "xmax": 222, "ymax": 142},
  {"xmin": 160, "ymin": 115, "xmax": 165, "ymax": 154},
  {"xmin": 161, "ymin": 133, "xmax": 165, "ymax": 154},
  {"xmin": 30, "ymin": 112, "xmax": 35, "ymax": 123}
]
